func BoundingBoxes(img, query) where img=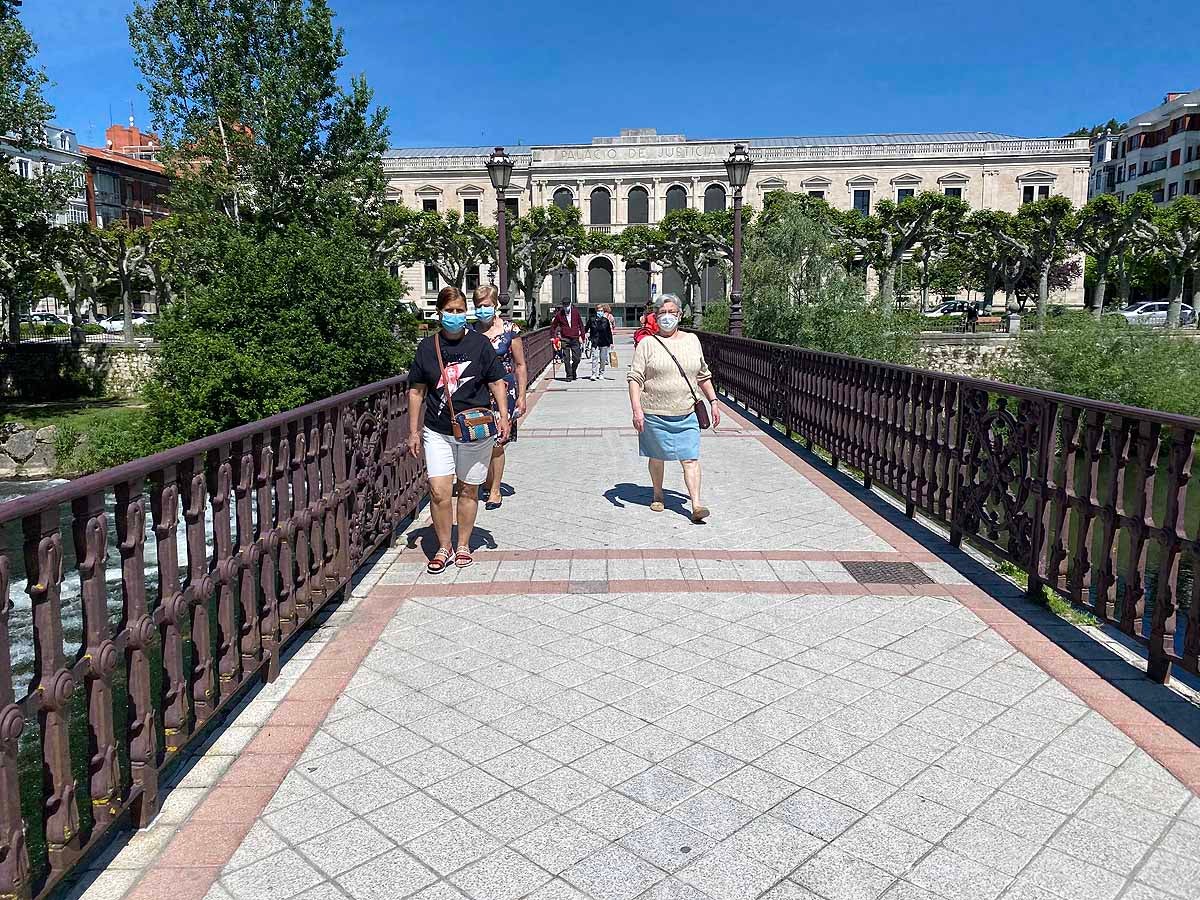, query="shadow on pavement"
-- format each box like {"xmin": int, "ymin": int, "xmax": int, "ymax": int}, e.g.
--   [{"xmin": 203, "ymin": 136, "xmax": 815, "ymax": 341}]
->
[
  {"xmin": 603, "ymin": 482, "xmax": 691, "ymax": 518},
  {"xmin": 722, "ymin": 395, "xmax": 1200, "ymax": 747}
]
